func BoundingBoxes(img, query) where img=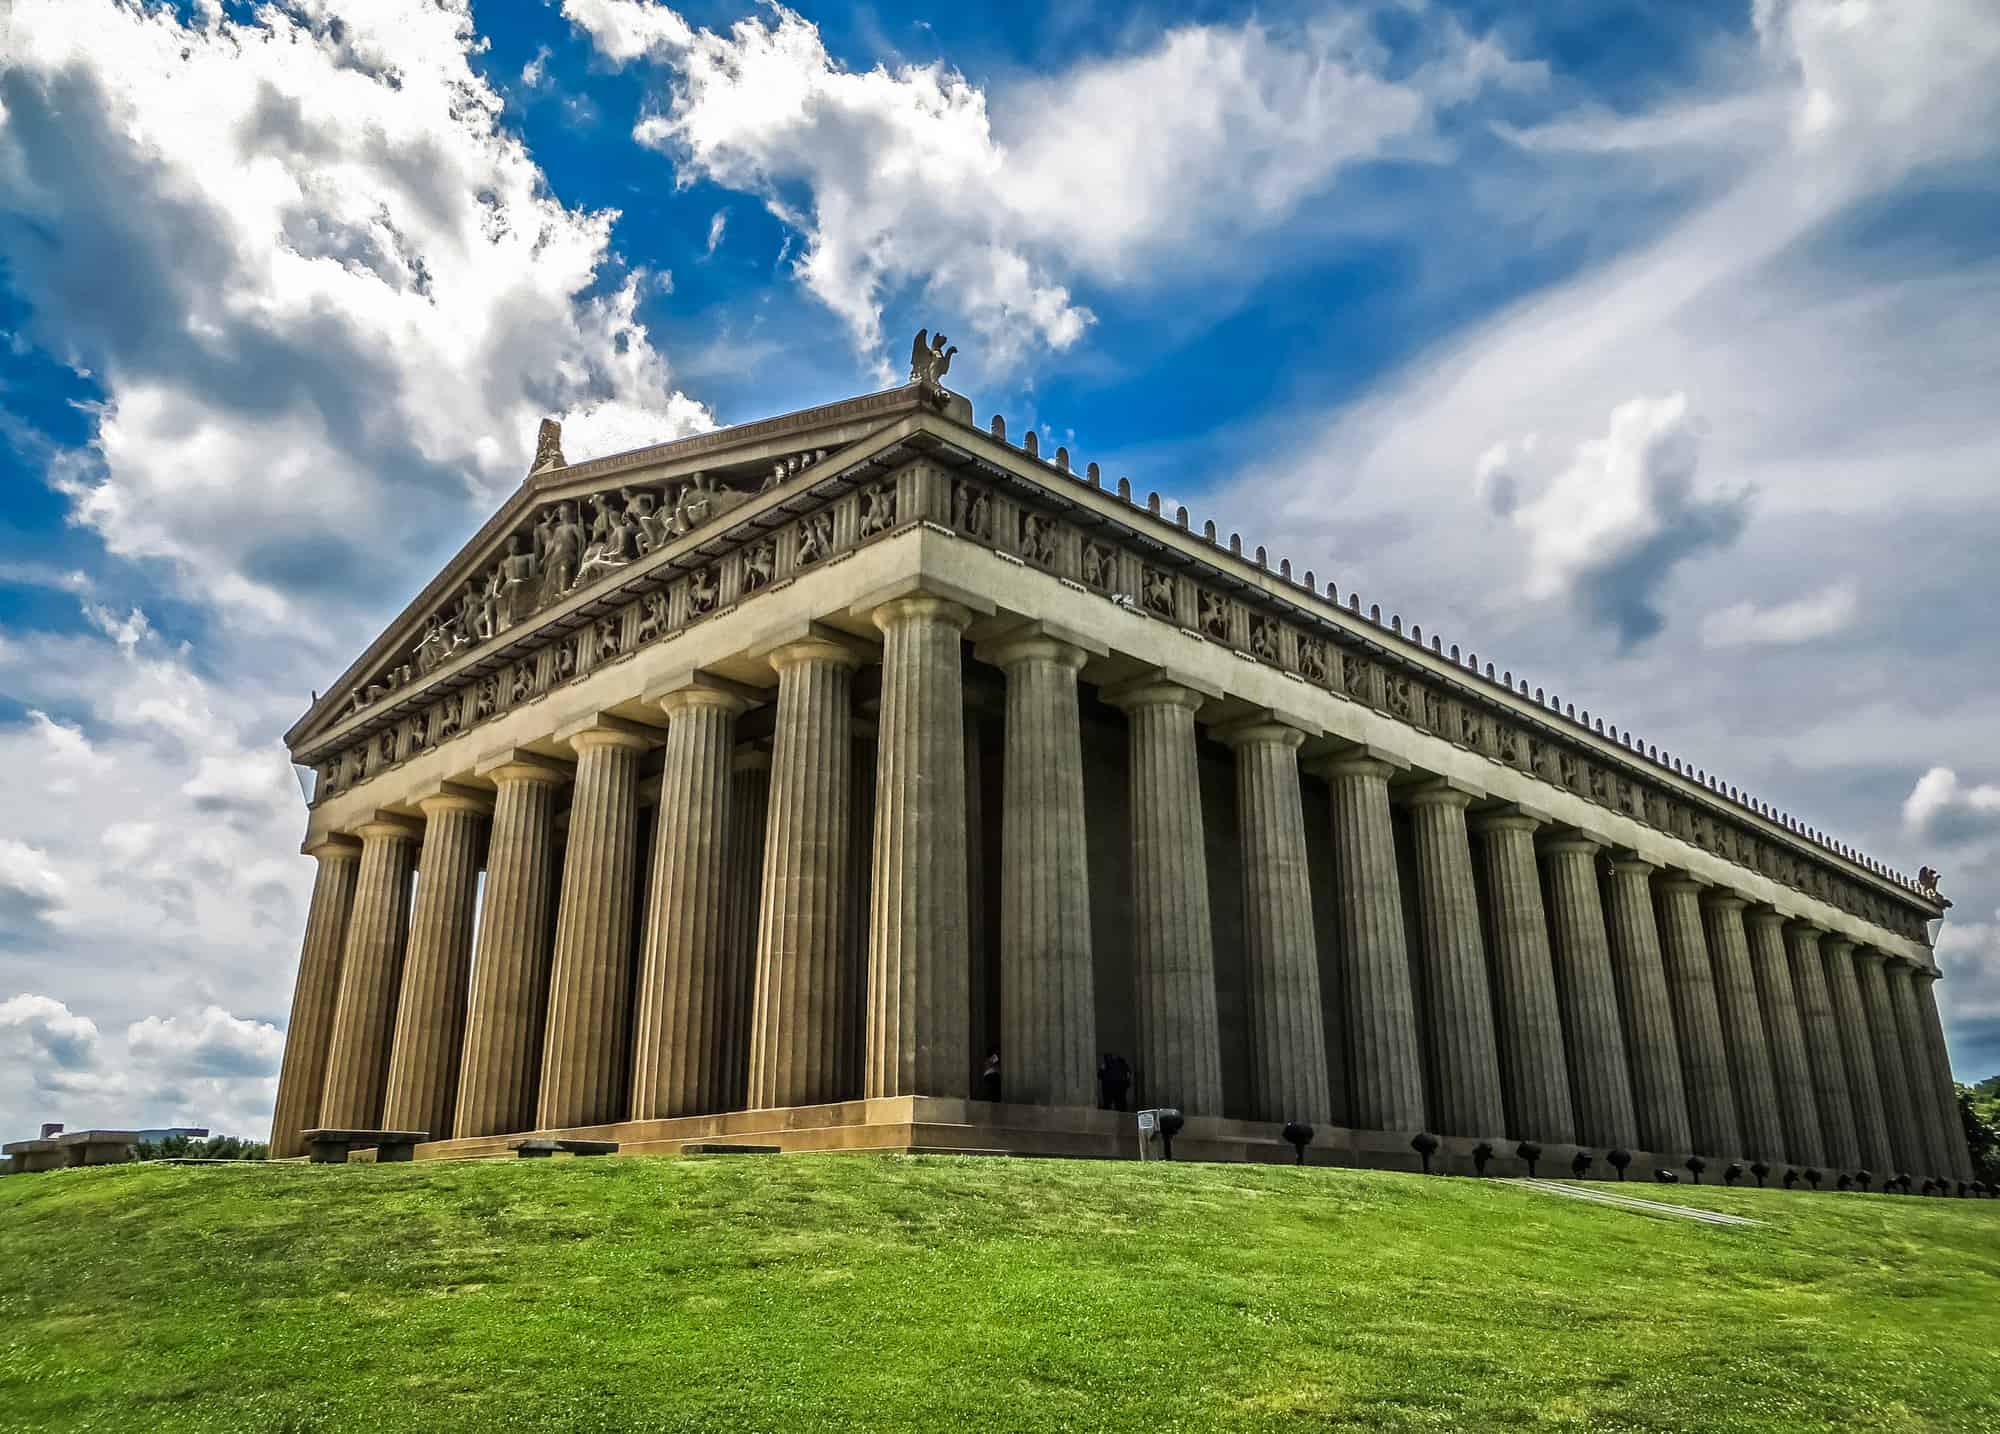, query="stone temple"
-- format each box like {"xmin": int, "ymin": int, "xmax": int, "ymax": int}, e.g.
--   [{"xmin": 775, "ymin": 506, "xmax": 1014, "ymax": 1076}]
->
[{"xmin": 272, "ymin": 357, "xmax": 1970, "ymax": 1182}]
